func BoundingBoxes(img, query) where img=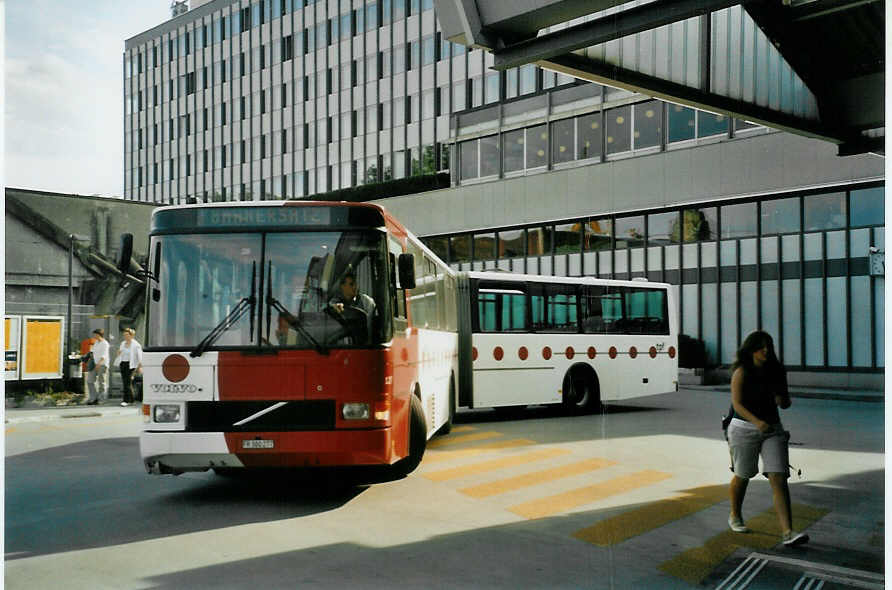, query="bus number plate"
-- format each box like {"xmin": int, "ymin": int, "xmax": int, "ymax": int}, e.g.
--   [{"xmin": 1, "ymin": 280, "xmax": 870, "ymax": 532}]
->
[{"xmin": 242, "ymin": 439, "xmax": 274, "ymax": 449}]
